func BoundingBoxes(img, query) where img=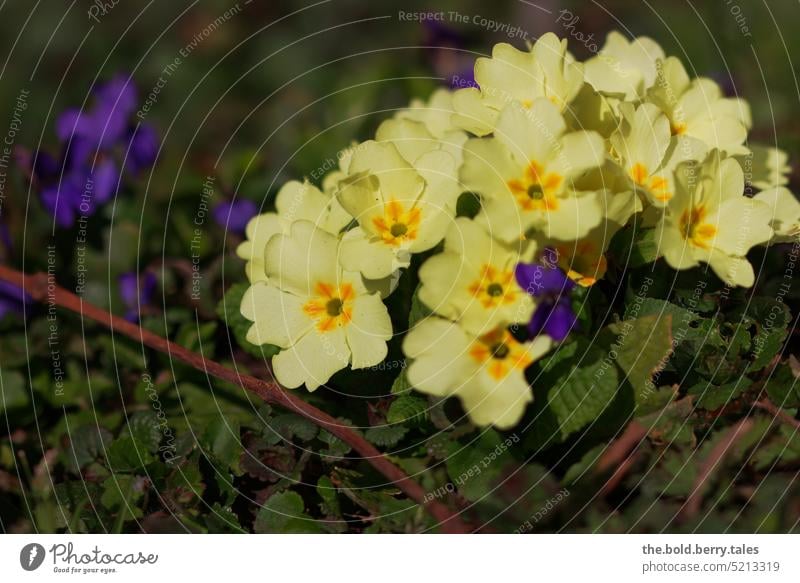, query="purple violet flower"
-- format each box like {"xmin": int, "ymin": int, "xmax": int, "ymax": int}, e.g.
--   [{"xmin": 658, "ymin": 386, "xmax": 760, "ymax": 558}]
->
[
  {"xmin": 423, "ymin": 21, "xmax": 478, "ymax": 90},
  {"xmin": 118, "ymin": 271, "xmax": 156, "ymax": 323},
  {"xmin": 0, "ymin": 226, "xmax": 32, "ymax": 320},
  {"xmin": 212, "ymin": 199, "xmax": 258, "ymax": 234},
  {"xmin": 0, "ymin": 280, "xmax": 32, "ymax": 320},
  {"xmin": 21, "ymin": 73, "xmax": 158, "ymax": 228},
  {"xmin": 515, "ymin": 249, "xmax": 577, "ymax": 342}
]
